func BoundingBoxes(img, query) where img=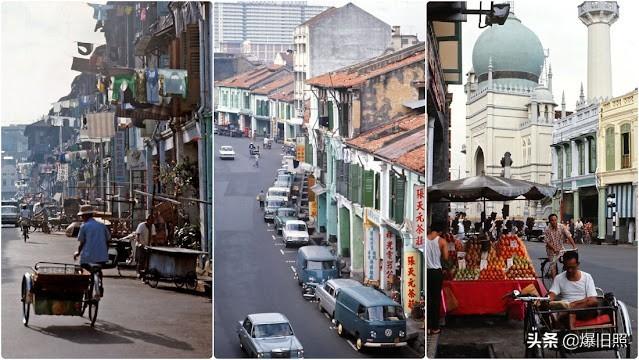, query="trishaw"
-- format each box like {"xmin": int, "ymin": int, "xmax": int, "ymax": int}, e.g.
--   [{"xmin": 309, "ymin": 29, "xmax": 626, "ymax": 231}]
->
[
  {"xmin": 21, "ymin": 262, "xmax": 103, "ymax": 327},
  {"xmin": 509, "ymin": 288, "xmax": 633, "ymax": 358}
]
